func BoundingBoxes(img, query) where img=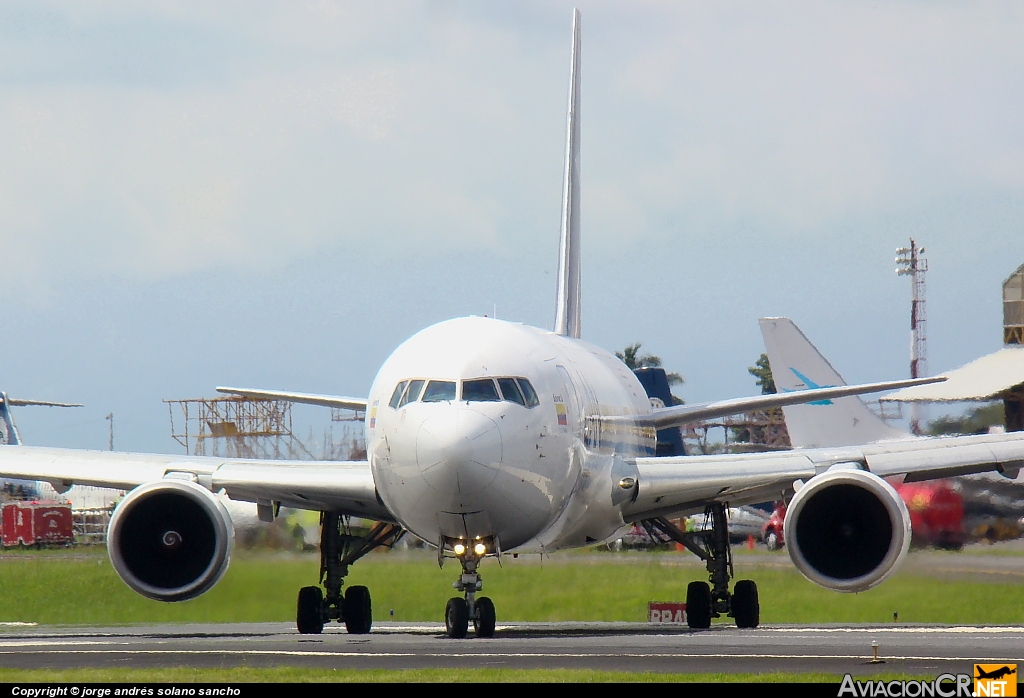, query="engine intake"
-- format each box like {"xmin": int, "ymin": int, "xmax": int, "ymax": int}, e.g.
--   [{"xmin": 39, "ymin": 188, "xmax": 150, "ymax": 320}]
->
[
  {"xmin": 784, "ymin": 468, "xmax": 910, "ymax": 592},
  {"xmin": 108, "ymin": 479, "xmax": 234, "ymax": 602}
]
